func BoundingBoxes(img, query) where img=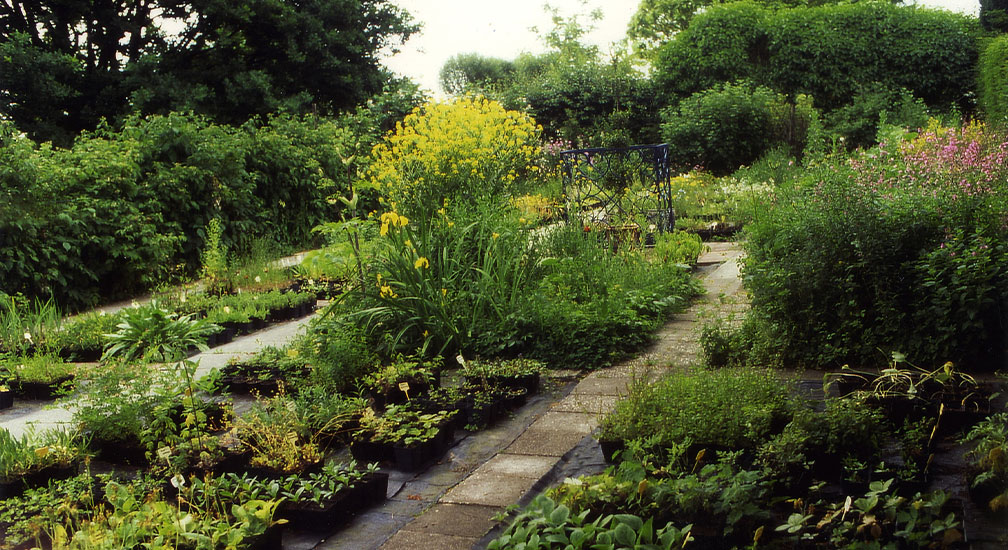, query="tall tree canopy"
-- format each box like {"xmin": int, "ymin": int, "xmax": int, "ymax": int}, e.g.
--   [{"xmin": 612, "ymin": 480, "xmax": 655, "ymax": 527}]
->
[{"xmin": 0, "ymin": 0, "xmax": 417, "ymax": 145}]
